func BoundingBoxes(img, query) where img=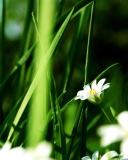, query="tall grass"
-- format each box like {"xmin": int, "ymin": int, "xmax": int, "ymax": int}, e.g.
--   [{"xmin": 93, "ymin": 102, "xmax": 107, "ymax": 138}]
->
[{"xmin": 0, "ymin": 0, "xmax": 124, "ymax": 159}]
